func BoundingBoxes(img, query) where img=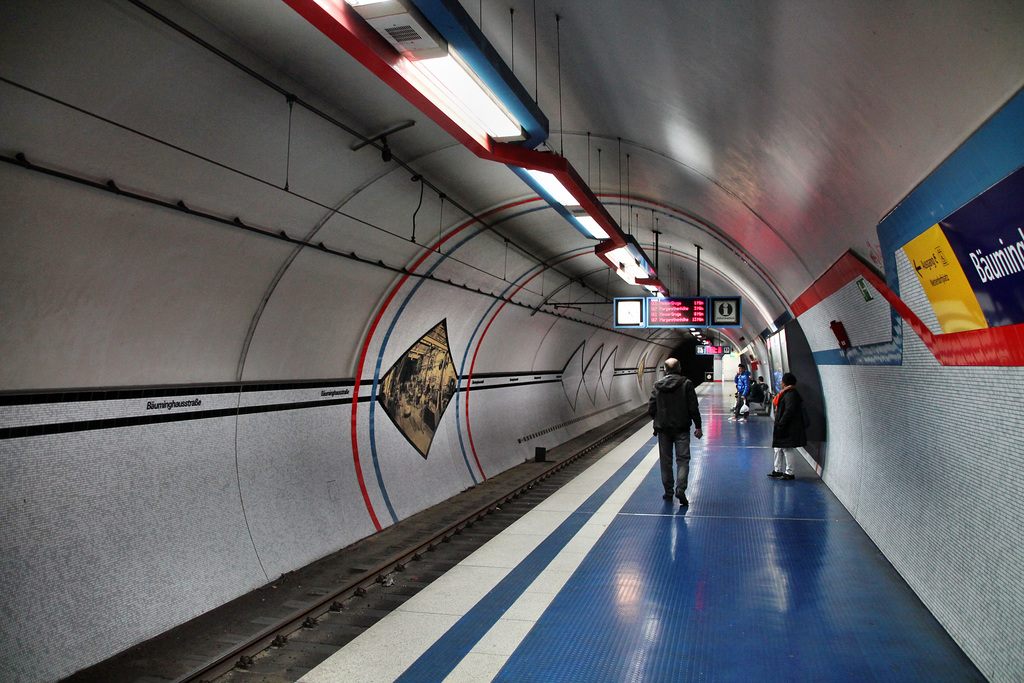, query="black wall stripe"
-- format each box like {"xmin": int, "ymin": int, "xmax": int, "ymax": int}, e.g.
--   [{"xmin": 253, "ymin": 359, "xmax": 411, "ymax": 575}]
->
[
  {"xmin": 0, "ymin": 396, "xmax": 373, "ymax": 440},
  {"xmin": 0, "ymin": 379, "xmax": 364, "ymax": 406}
]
